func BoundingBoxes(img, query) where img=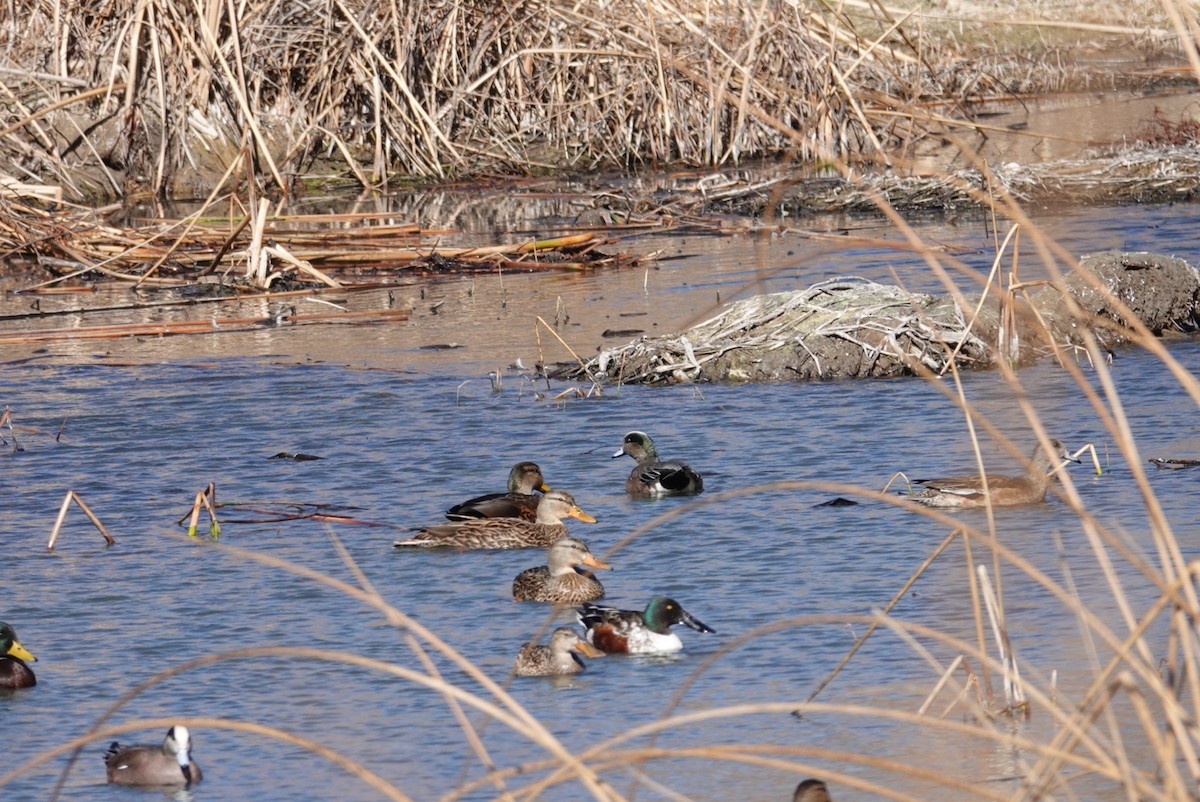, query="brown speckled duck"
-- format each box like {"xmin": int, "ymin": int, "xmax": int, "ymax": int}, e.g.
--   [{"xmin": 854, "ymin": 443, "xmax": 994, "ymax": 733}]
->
[
  {"xmin": 445, "ymin": 461, "xmax": 550, "ymax": 521},
  {"xmin": 513, "ymin": 627, "xmax": 605, "ymax": 676},
  {"xmin": 908, "ymin": 439, "xmax": 1079, "ymax": 509},
  {"xmin": 0, "ymin": 622, "xmax": 37, "ymax": 689},
  {"xmin": 513, "ymin": 537, "xmax": 612, "ymax": 603},
  {"xmin": 105, "ymin": 726, "xmax": 202, "ymax": 787},
  {"xmin": 613, "ymin": 431, "xmax": 703, "ymax": 497},
  {"xmin": 395, "ymin": 489, "xmax": 596, "ymax": 549}
]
